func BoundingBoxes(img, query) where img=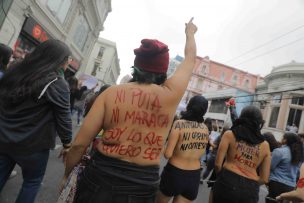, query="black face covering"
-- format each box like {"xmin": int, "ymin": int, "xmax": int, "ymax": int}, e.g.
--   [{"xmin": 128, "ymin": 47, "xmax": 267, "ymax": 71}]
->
[{"xmin": 231, "ymin": 118, "xmax": 265, "ymax": 145}]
